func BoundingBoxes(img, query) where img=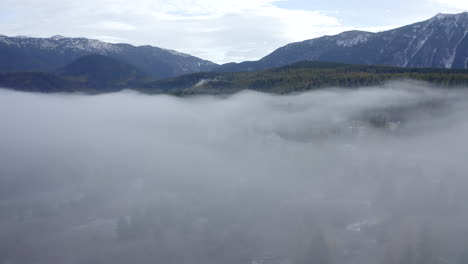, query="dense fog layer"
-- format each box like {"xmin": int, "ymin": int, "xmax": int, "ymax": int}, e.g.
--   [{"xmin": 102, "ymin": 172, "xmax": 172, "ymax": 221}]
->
[{"xmin": 1, "ymin": 82, "xmax": 468, "ymax": 264}]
